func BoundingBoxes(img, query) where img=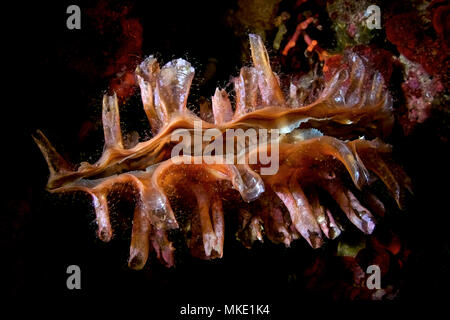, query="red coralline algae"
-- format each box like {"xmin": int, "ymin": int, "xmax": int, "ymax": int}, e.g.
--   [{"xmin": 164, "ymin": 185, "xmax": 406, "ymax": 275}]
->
[
  {"xmin": 429, "ymin": 0, "xmax": 450, "ymax": 43},
  {"xmin": 385, "ymin": 4, "xmax": 448, "ymax": 80},
  {"xmin": 382, "ymin": 1, "xmax": 448, "ymax": 135},
  {"xmin": 398, "ymin": 55, "xmax": 444, "ymax": 135}
]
